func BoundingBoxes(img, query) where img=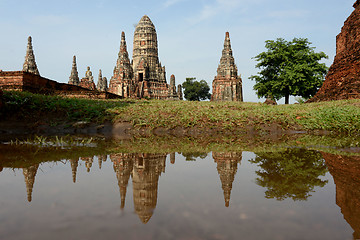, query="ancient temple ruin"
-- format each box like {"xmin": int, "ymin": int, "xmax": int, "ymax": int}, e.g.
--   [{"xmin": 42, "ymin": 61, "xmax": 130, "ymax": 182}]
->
[
  {"xmin": 109, "ymin": 16, "xmax": 181, "ymax": 100},
  {"xmin": 309, "ymin": 0, "xmax": 360, "ymax": 102},
  {"xmin": 79, "ymin": 66, "xmax": 96, "ymax": 90},
  {"xmin": 68, "ymin": 56, "xmax": 80, "ymax": 86},
  {"xmin": 211, "ymin": 32, "xmax": 243, "ymax": 102},
  {"xmin": 97, "ymin": 69, "xmax": 108, "ymax": 92},
  {"xmin": 23, "ymin": 36, "xmax": 40, "ymax": 75}
]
